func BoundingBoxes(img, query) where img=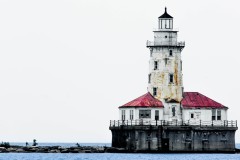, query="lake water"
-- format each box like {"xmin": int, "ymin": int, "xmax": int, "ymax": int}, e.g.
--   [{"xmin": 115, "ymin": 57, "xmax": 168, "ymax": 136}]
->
[
  {"xmin": 0, "ymin": 153, "xmax": 240, "ymax": 160},
  {"xmin": 0, "ymin": 143, "xmax": 238, "ymax": 160}
]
